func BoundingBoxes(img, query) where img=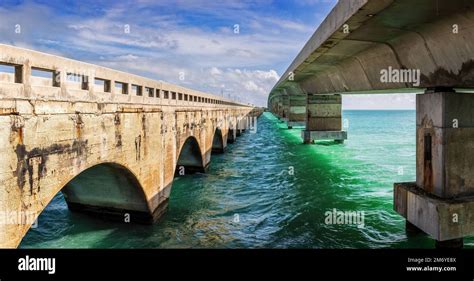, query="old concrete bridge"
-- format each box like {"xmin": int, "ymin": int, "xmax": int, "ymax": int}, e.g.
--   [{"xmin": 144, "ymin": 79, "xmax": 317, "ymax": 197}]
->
[
  {"xmin": 0, "ymin": 44, "xmax": 262, "ymax": 248},
  {"xmin": 268, "ymin": 0, "xmax": 474, "ymax": 247}
]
